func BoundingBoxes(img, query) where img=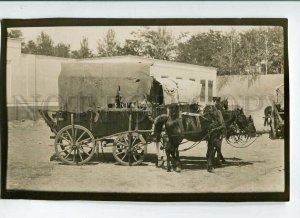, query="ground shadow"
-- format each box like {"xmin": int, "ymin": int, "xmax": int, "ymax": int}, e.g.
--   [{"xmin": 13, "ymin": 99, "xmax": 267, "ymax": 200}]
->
[
  {"xmin": 50, "ymin": 152, "xmax": 257, "ymax": 170},
  {"xmin": 178, "ymin": 156, "xmax": 254, "ymax": 171}
]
